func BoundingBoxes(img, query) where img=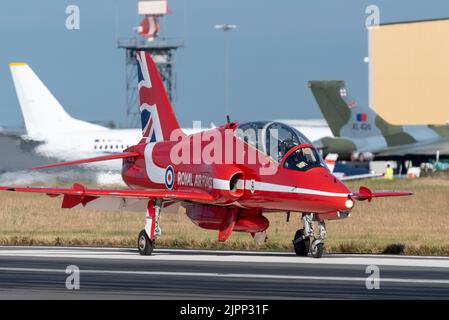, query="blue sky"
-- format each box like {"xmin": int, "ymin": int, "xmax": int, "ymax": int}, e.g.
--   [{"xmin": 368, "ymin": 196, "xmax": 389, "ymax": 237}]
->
[{"xmin": 0, "ymin": 0, "xmax": 448, "ymax": 128}]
